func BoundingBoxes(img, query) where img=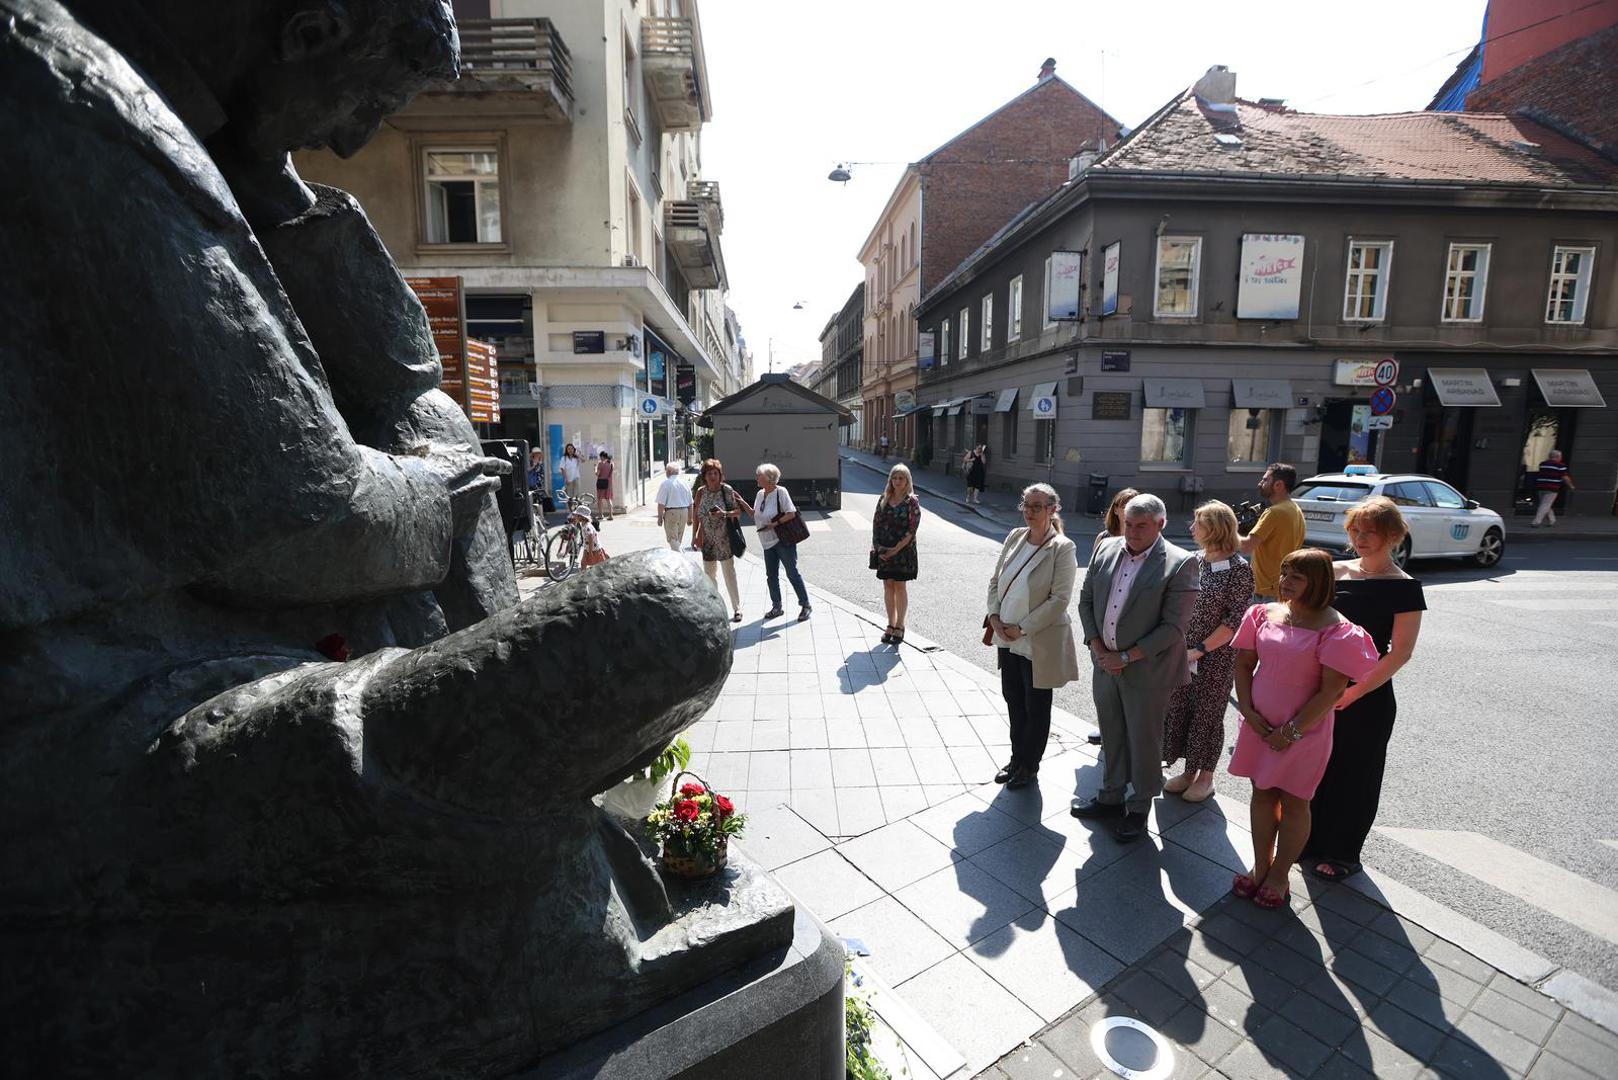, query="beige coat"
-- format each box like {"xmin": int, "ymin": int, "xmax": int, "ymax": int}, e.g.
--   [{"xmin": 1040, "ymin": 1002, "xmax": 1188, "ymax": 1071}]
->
[{"xmin": 985, "ymin": 527, "xmax": 1081, "ymax": 689}]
